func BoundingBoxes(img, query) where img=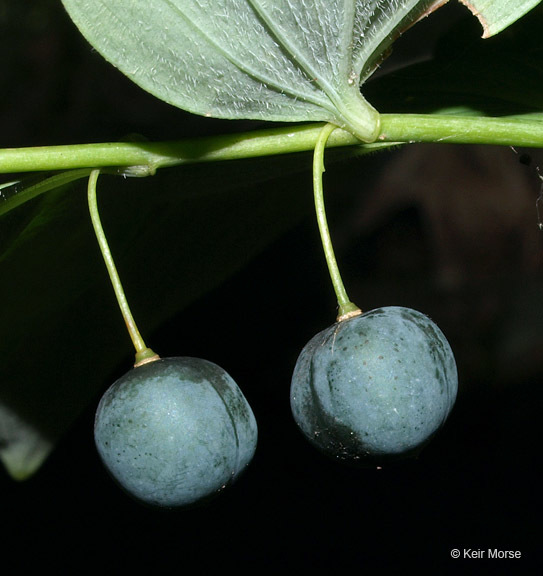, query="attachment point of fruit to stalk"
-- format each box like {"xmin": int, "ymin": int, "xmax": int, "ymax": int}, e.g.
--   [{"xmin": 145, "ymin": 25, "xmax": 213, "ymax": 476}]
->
[
  {"xmin": 337, "ymin": 306, "xmax": 363, "ymax": 323},
  {"xmin": 134, "ymin": 347, "xmax": 161, "ymax": 368}
]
